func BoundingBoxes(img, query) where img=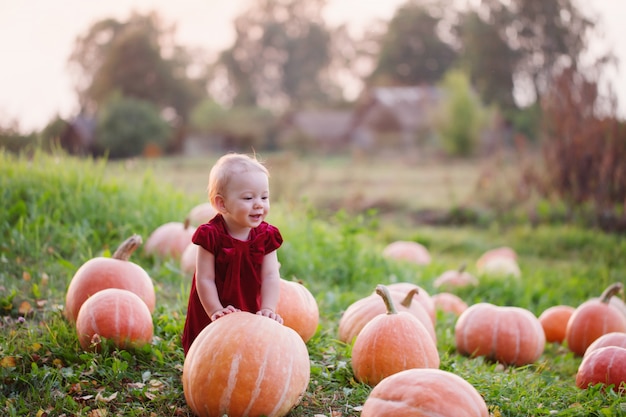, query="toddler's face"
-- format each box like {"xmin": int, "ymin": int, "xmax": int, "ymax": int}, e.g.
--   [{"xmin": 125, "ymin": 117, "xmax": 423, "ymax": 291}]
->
[{"xmin": 221, "ymin": 170, "xmax": 270, "ymax": 228}]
